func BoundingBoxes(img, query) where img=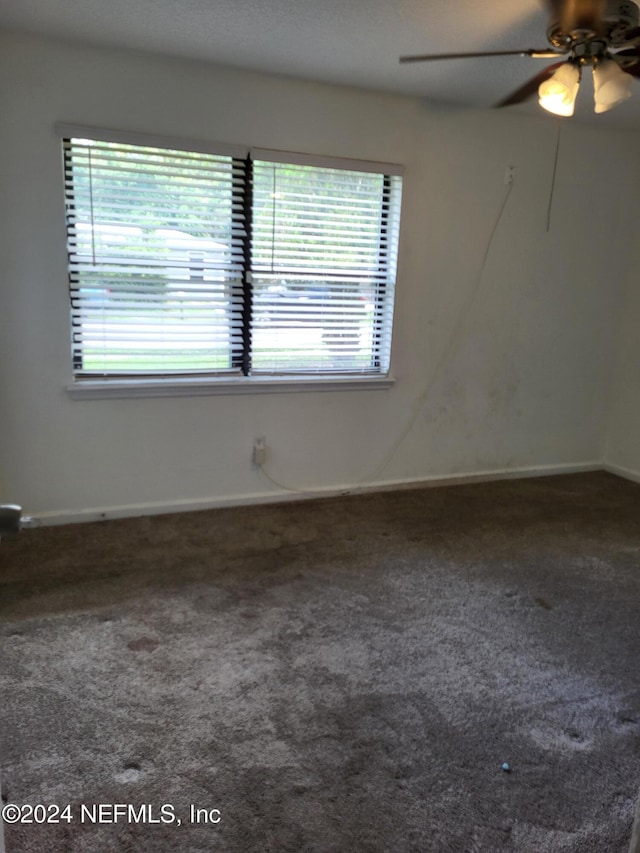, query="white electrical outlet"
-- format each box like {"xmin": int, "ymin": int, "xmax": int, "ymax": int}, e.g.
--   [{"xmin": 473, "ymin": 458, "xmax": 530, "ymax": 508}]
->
[{"xmin": 253, "ymin": 437, "xmax": 267, "ymax": 466}]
